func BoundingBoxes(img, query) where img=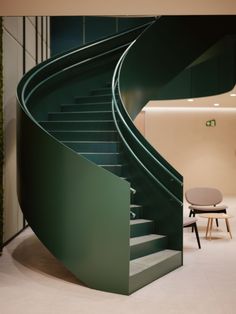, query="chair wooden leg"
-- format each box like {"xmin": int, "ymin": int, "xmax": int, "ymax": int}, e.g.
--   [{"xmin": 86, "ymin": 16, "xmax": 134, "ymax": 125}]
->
[
  {"xmin": 216, "ymin": 218, "xmax": 219, "ymax": 227},
  {"xmin": 225, "ymin": 218, "xmax": 232, "ymax": 239},
  {"xmin": 209, "ymin": 218, "xmax": 213, "ymax": 240},
  {"xmin": 194, "ymin": 223, "xmax": 201, "ymax": 249},
  {"xmin": 224, "ymin": 210, "xmax": 230, "ymax": 232},
  {"xmin": 206, "ymin": 218, "xmax": 210, "ymax": 238}
]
